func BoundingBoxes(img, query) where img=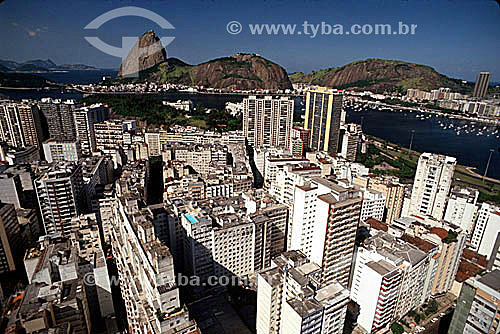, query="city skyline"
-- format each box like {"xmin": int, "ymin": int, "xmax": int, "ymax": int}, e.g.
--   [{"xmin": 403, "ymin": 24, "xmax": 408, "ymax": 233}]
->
[{"xmin": 0, "ymin": 0, "xmax": 499, "ymax": 82}]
